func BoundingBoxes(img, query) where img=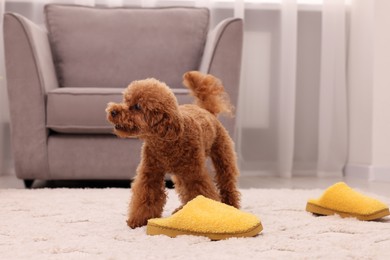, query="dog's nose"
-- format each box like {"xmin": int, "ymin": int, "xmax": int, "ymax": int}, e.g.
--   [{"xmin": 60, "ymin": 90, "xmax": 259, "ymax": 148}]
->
[{"xmin": 111, "ymin": 110, "xmax": 118, "ymax": 118}]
